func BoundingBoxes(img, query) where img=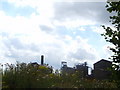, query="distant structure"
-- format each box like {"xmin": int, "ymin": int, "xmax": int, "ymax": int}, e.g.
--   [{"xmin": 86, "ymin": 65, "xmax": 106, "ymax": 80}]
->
[
  {"xmin": 41, "ymin": 55, "xmax": 44, "ymax": 65},
  {"xmin": 61, "ymin": 61, "xmax": 88, "ymax": 77},
  {"xmin": 31, "ymin": 55, "xmax": 113, "ymax": 80},
  {"xmin": 92, "ymin": 59, "xmax": 112, "ymax": 80},
  {"xmin": 76, "ymin": 62, "xmax": 88, "ymax": 77},
  {"xmin": 30, "ymin": 62, "xmax": 39, "ymax": 67},
  {"xmin": 61, "ymin": 59, "xmax": 112, "ymax": 80},
  {"xmin": 30, "ymin": 55, "xmax": 44, "ymax": 66},
  {"xmin": 61, "ymin": 61, "xmax": 67, "ymax": 67},
  {"xmin": 61, "ymin": 61, "xmax": 75, "ymax": 74}
]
